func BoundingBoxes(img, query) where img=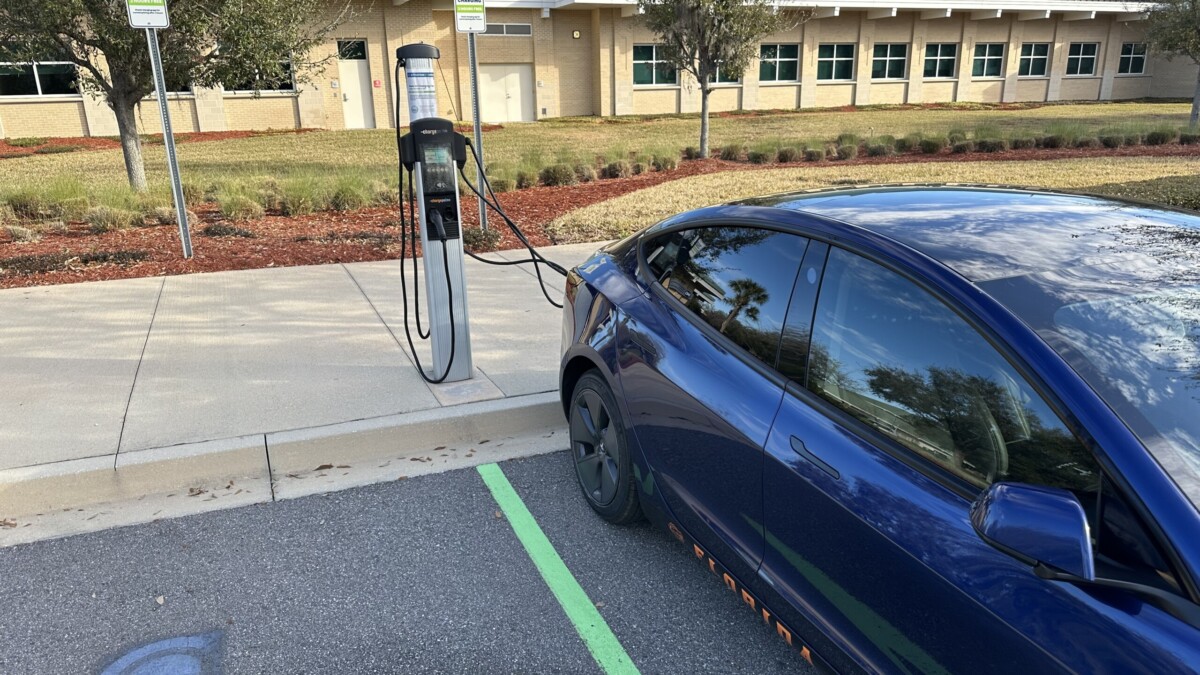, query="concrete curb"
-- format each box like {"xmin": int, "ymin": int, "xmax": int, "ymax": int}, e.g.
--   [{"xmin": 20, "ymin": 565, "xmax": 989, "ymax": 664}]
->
[{"xmin": 0, "ymin": 391, "xmax": 567, "ymax": 546}]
